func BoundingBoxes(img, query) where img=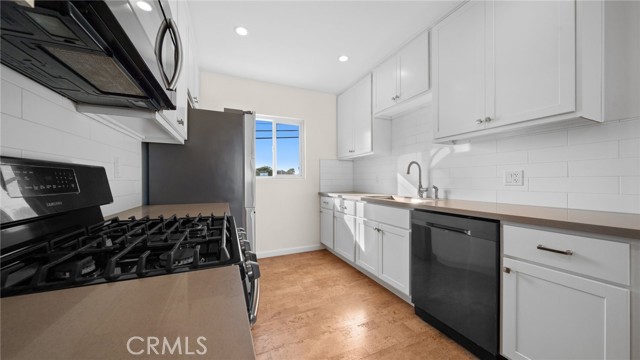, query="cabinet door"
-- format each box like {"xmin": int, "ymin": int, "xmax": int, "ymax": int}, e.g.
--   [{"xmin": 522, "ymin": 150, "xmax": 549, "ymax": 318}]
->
[
  {"xmin": 432, "ymin": 0, "xmax": 487, "ymax": 138},
  {"xmin": 379, "ymin": 224, "xmax": 411, "ymax": 296},
  {"xmin": 398, "ymin": 31, "xmax": 430, "ymax": 102},
  {"xmin": 502, "ymin": 258, "xmax": 630, "ymax": 360},
  {"xmin": 352, "ymin": 74, "xmax": 373, "ymax": 156},
  {"xmin": 336, "ymin": 88, "xmax": 354, "ymax": 158},
  {"xmin": 334, "ymin": 213, "xmax": 356, "ymax": 262},
  {"xmin": 488, "ymin": 1, "xmax": 575, "ymax": 128},
  {"xmin": 320, "ymin": 209, "xmax": 334, "ymax": 249},
  {"xmin": 373, "ymin": 56, "xmax": 398, "ymax": 113},
  {"xmin": 356, "ymin": 220, "xmax": 380, "ymax": 276}
]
